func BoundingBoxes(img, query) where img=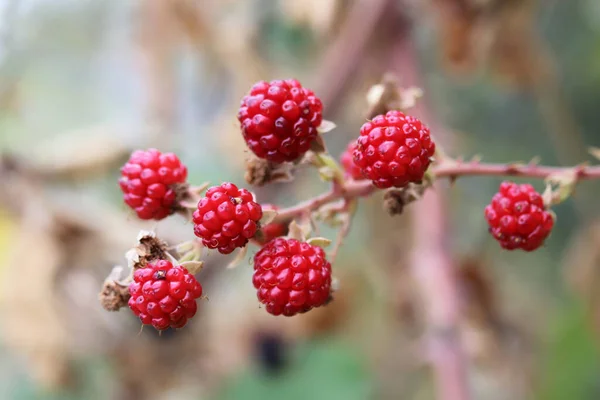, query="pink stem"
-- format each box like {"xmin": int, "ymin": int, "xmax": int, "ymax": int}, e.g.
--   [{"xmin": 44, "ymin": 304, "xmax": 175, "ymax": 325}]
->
[{"xmin": 273, "ymin": 160, "xmax": 599, "ymax": 222}]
